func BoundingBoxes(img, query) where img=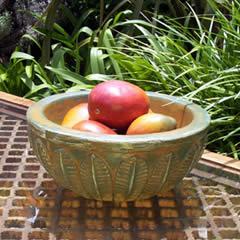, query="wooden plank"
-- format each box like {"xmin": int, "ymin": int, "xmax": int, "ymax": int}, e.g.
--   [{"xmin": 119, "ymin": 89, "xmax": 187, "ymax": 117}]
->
[
  {"xmin": 202, "ymin": 150, "xmax": 240, "ymax": 172},
  {"xmin": 191, "ymin": 168, "xmax": 240, "ymax": 189},
  {"xmin": 0, "ymin": 91, "xmax": 239, "ymax": 177},
  {"xmin": 0, "ymin": 91, "xmax": 33, "ymax": 107},
  {"xmin": 0, "ymin": 107, "xmax": 27, "ymax": 120}
]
